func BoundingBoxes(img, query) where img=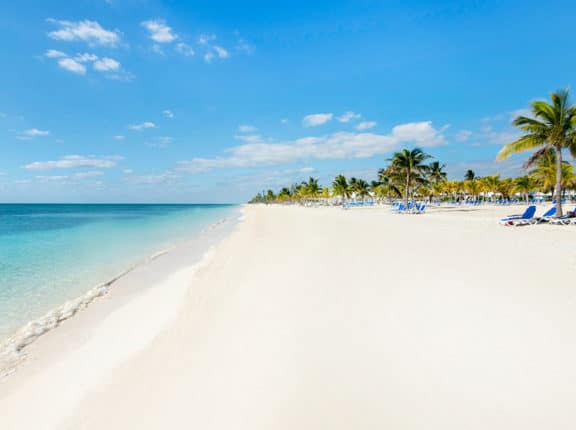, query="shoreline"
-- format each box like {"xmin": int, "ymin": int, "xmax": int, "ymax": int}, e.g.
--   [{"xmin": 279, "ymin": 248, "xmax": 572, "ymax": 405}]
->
[
  {"xmin": 2, "ymin": 204, "xmax": 576, "ymax": 429},
  {"xmin": 0, "ymin": 208, "xmax": 242, "ymax": 381}
]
